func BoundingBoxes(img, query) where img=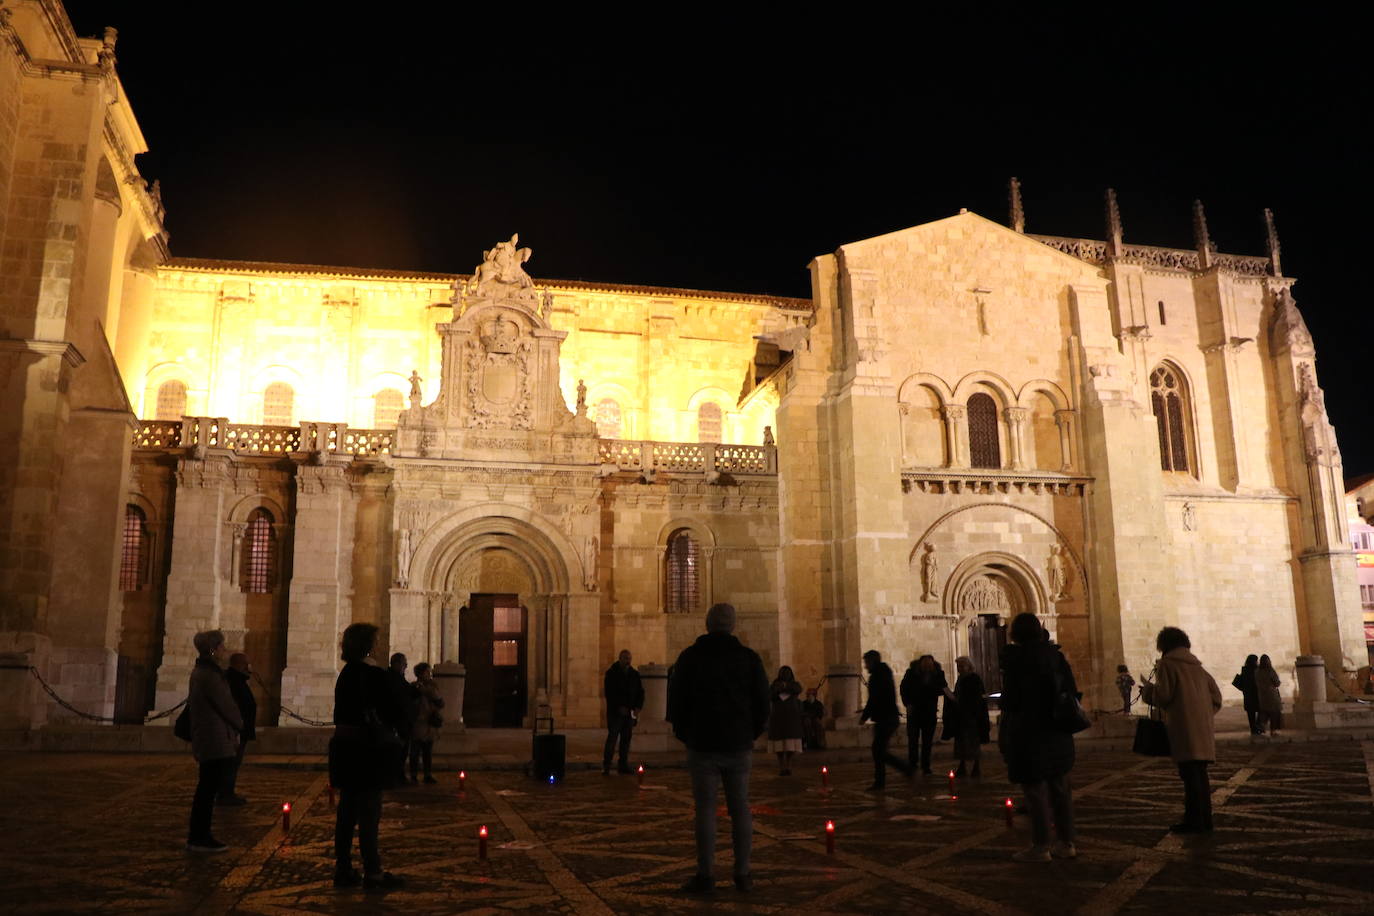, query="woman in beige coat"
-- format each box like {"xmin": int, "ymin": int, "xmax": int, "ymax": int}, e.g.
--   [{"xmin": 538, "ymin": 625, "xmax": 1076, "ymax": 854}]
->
[{"xmin": 1140, "ymin": 627, "xmax": 1222, "ymax": 834}]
